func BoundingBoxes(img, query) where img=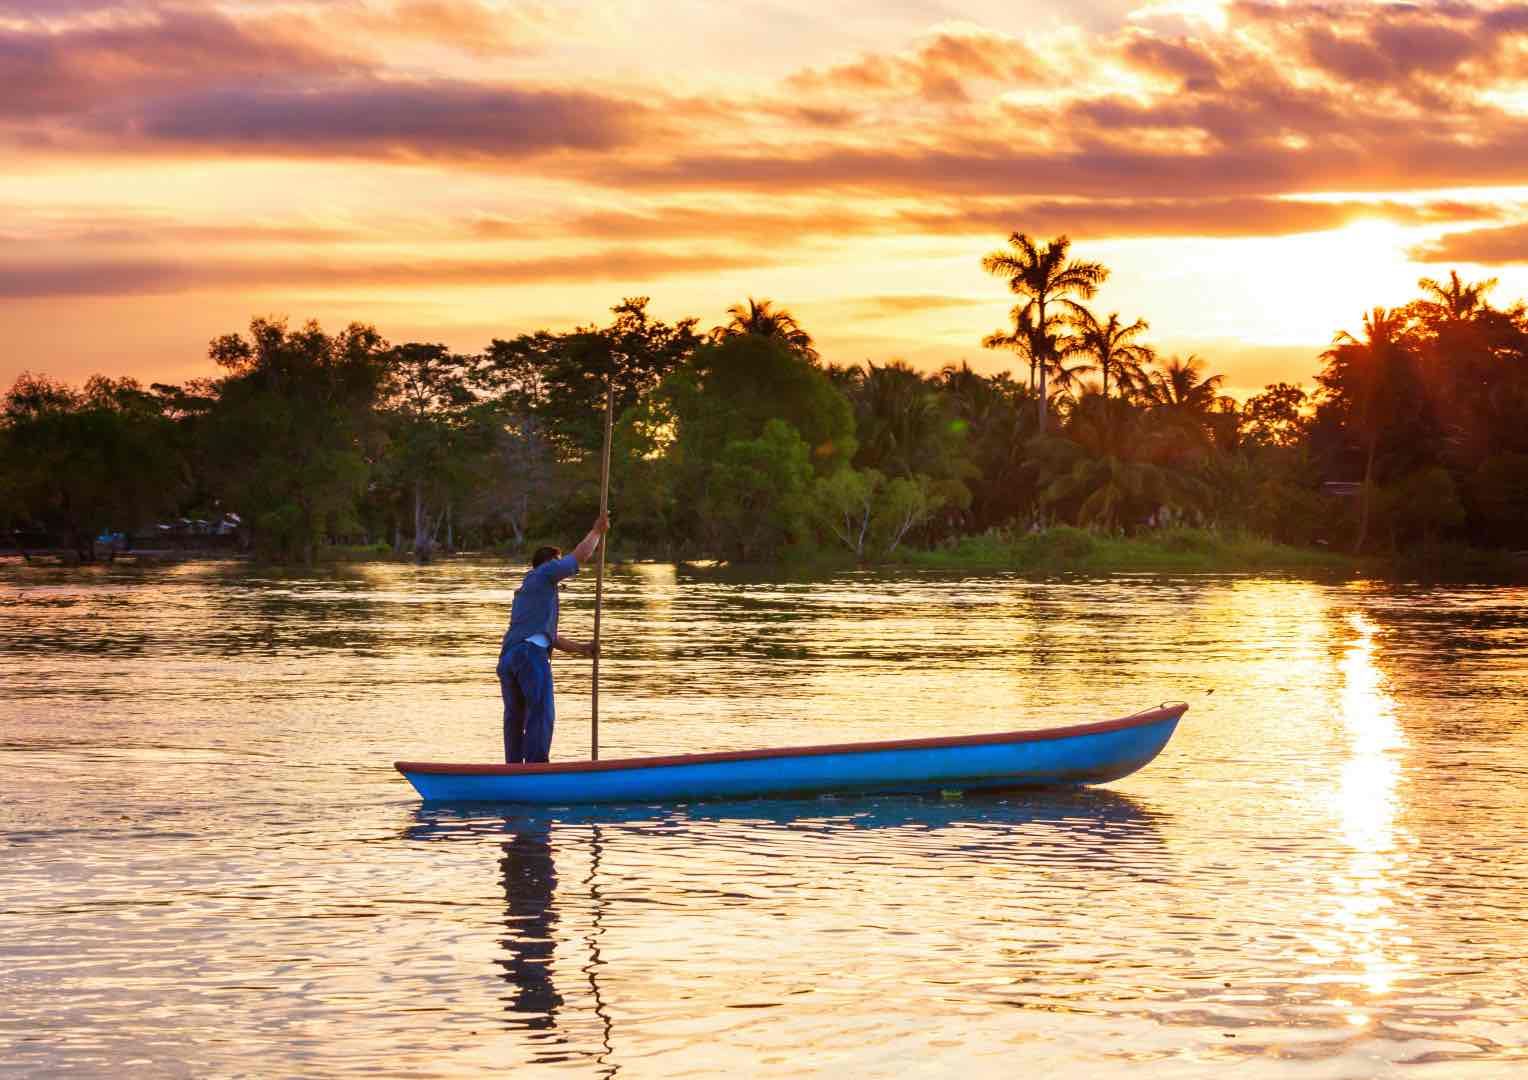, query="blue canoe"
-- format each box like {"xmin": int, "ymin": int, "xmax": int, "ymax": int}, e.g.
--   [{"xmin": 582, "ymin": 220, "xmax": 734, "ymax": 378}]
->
[{"xmin": 395, "ymin": 704, "xmax": 1186, "ymax": 804}]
